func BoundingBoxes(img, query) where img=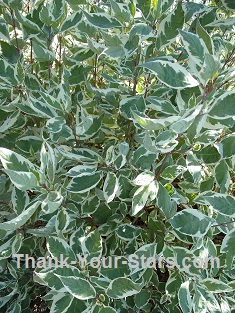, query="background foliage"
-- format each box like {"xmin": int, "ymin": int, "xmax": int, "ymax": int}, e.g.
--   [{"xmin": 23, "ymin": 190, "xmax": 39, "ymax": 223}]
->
[{"xmin": 0, "ymin": 0, "xmax": 235, "ymax": 312}]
